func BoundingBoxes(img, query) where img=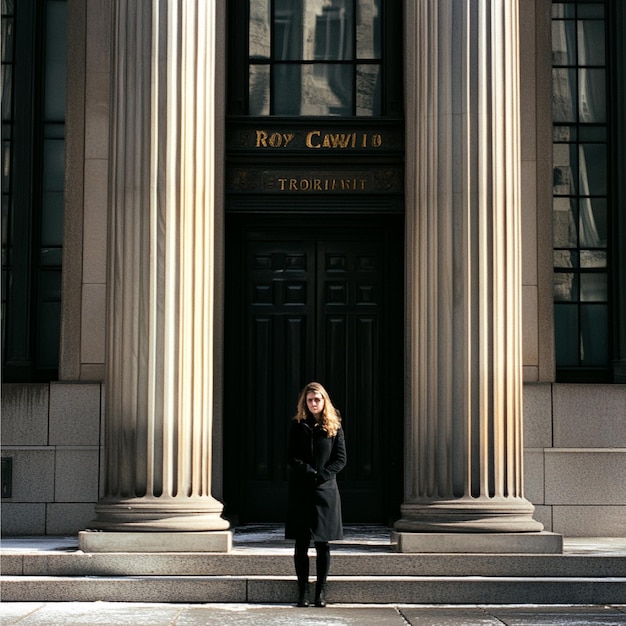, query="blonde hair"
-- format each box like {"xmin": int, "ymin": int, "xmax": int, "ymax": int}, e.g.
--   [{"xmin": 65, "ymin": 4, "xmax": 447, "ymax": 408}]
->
[{"xmin": 294, "ymin": 382, "xmax": 342, "ymax": 437}]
